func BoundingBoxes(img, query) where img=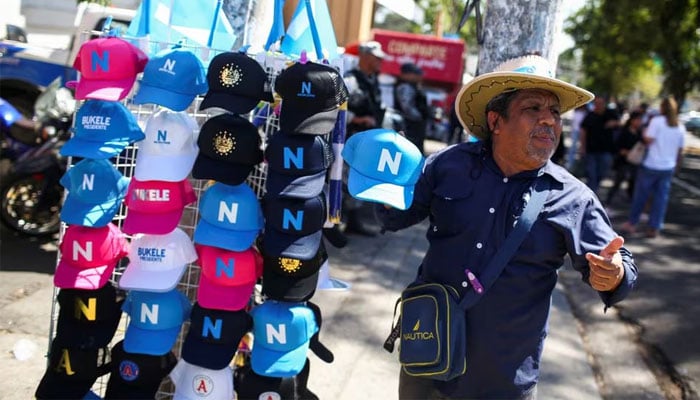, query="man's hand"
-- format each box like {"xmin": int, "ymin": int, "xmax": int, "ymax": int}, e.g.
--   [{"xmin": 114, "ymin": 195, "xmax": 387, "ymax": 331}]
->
[{"xmin": 585, "ymin": 236, "xmax": 625, "ymax": 292}]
